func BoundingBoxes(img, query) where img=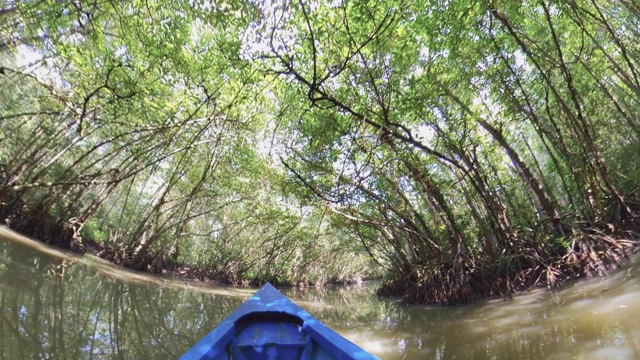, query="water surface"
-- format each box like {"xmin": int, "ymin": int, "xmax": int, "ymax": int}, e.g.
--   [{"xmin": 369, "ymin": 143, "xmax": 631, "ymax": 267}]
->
[{"xmin": 1, "ymin": 228, "xmax": 639, "ymax": 359}]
